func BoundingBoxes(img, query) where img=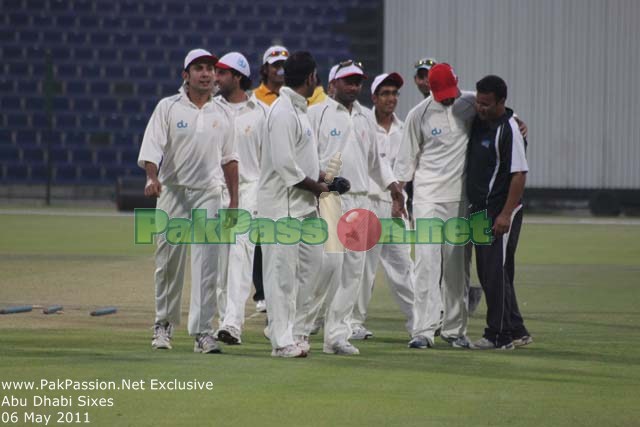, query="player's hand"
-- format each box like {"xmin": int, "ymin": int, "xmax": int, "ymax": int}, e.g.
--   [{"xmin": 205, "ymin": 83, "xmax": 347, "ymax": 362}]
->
[
  {"xmin": 492, "ymin": 212, "xmax": 512, "ymax": 236},
  {"xmin": 391, "ymin": 193, "xmax": 407, "ymax": 218},
  {"xmin": 144, "ymin": 177, "xmax": 162, "ymax": 198},
  {"xmin": 392, "ymin": 198, "xmax": 407, "ymax": 218},
  {"xmin": 315, "ymin": 182, "xmax": 330, "ymax": 197},
  {"xmin": 389, "ymin": 182, "xmax": 407, "ymax": 218},
  {"xmin": 222, "ymin": 208, "xmax": 239, "ymax": 229}
]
